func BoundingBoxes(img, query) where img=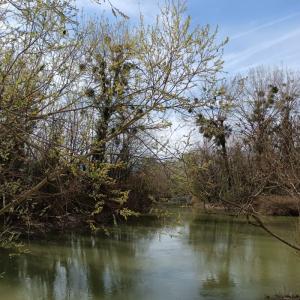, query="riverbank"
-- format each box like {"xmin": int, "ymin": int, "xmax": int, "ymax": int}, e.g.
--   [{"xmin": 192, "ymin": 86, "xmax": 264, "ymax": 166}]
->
[
  {"xmin": 194, "ymin": 195, "xmax": 300, "ymax": 217},
  {"xmin": 267, "ymin": 295, "xmax": 300, "ymax": 300},
  {"xmin": 253, "ymin": 195, "xmax": 300, "ymax": 216},
  {"xmin": 2, "ymin": 194, "xmax": 299, "ymax": 242}
]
